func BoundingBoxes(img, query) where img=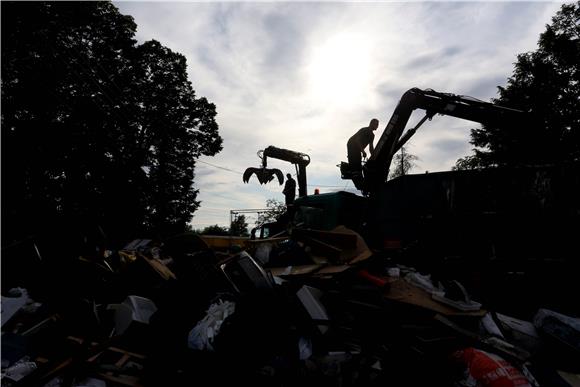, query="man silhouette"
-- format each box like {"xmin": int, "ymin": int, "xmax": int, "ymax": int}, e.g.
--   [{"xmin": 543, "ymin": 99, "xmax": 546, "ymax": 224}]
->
[
  {"xmin": 282, "ymin": 173, "xmax": 296, "ymax": 205},
  {"xmin": 347, "ymin": 118, "xmax": 379, "ymax": 172}
]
